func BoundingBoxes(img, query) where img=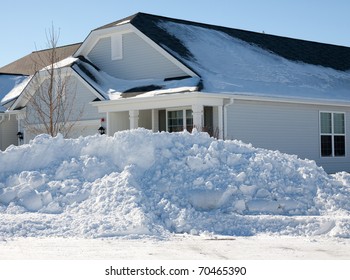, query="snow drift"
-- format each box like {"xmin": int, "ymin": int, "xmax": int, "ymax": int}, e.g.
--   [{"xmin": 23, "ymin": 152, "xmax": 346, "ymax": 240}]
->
[{"xmin": 0, "ymin": 129, "xmax": 349, "ymax": 238}]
